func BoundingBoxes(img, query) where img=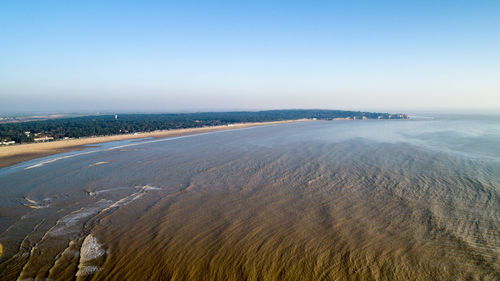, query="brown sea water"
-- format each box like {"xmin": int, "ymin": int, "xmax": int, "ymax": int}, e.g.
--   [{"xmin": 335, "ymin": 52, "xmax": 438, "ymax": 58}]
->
[{"xmin": 0, "ymin": 115, "xmax": 499, "ymax": 280}]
